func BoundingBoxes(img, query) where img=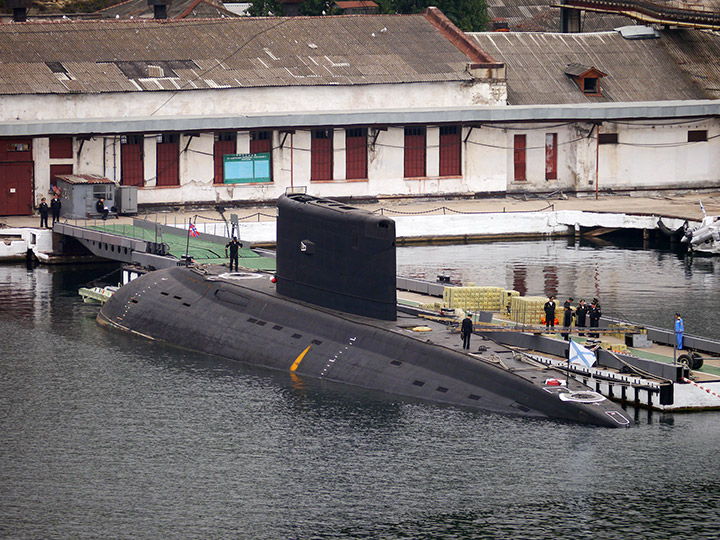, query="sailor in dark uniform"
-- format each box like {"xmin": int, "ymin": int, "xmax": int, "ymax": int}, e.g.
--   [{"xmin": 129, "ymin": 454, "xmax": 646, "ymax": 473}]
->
[
  {"xmin": 575, "ymin": 299, "xmax": 588, "ymax": 336},
  {"xmin": 96, "ymin": 197, "xmax": 109, "ymax": 220},
  {"xmin": 543, "ymin": 296, "xmax": 556, "ymax": 330},
  {"xmin": 562, "ymin": 297, "xmax": 574, "ymax": 340},
  {"xmin": 50, "ymin": 194, "xmax": 62, "ymax": 225},
  {"xmin": 589, "ymin": 298, "xmax": 602, "ymax": 338},
  {"xmin": 225, "ymin": 236, "xmax": 240, "ymax": 271},
  {"xmin": 461, "ymin": 314, "xmax": 473, "ymax": 350},
  {"xmin": 38, "ymin": 197, "xmax": 49, "ymax": 228}
]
